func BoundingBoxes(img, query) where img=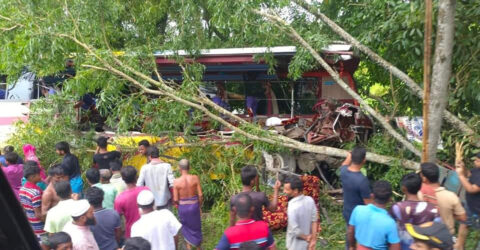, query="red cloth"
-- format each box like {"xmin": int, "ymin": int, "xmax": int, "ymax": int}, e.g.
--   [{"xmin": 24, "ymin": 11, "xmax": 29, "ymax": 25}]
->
[{"xmin": 263, "ymin": 175, "xmax": 322, "ymax": 231}]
